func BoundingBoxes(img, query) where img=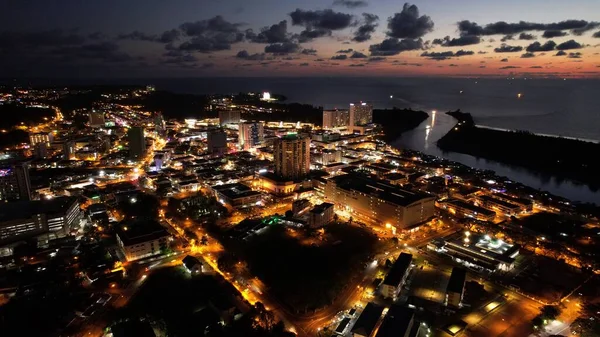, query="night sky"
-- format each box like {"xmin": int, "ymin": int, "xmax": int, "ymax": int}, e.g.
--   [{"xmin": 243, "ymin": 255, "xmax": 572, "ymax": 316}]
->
[{"xmin": 2, "ymin": 0, "xmax": 600, "ymax": 78}]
